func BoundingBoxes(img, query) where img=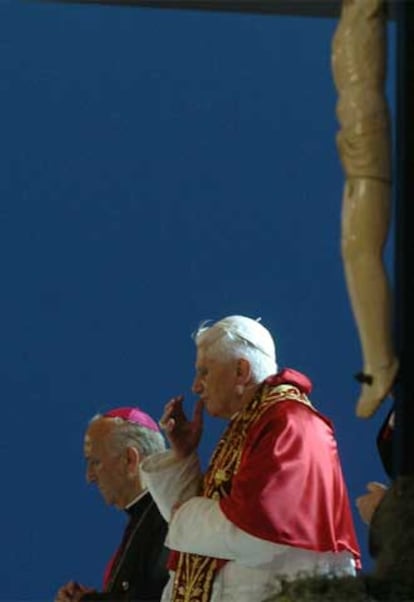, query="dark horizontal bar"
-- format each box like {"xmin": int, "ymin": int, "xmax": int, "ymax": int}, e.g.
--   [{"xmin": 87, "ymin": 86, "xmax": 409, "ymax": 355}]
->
[
  {"xmin": 35, "ymin": 0, "xmax": 397, "ymax": 19},
  {"xmin": 34, "ymin": 0, "xmax": 342, "ymax": 18}
]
